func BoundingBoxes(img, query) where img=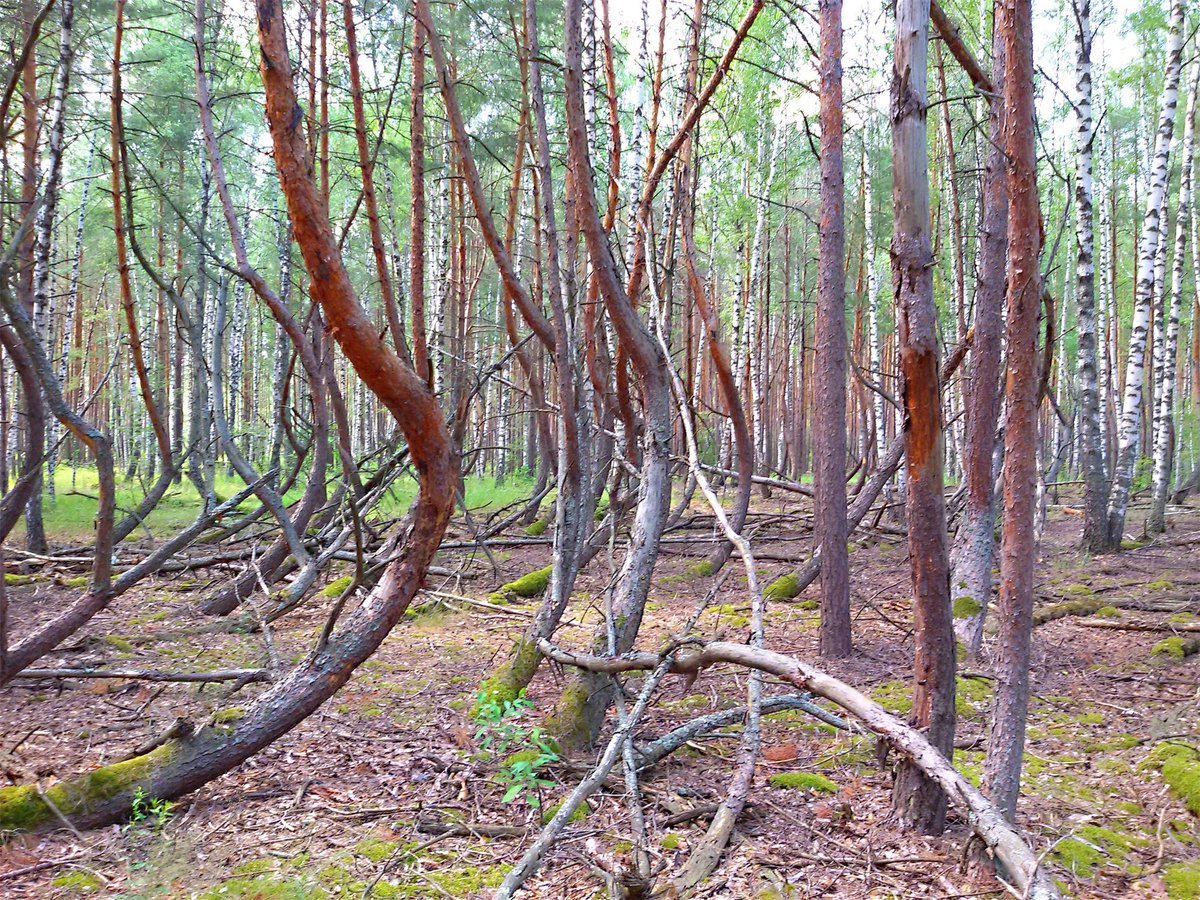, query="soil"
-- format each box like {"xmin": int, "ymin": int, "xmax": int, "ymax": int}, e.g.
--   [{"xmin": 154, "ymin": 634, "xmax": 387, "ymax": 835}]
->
[{"xmin": 0, "ymin": 491, "xmax": 1197, "ymax": 898}]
